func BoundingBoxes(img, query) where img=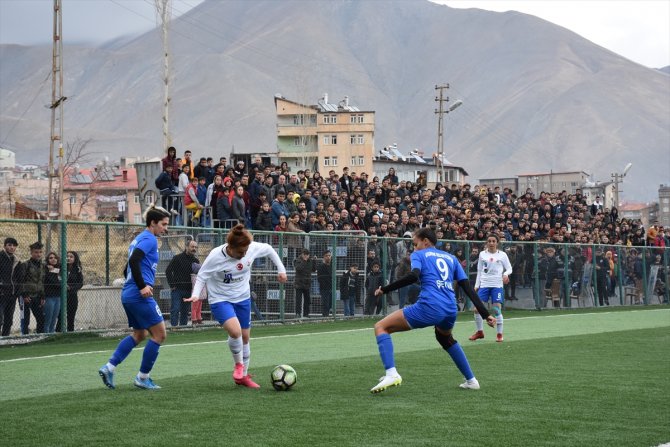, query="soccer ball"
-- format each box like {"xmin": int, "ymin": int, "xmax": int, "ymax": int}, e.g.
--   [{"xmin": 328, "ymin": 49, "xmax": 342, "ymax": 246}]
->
[{"xmin": 271, "ymin": 364, "xmax": 297, "ymax": 391}]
